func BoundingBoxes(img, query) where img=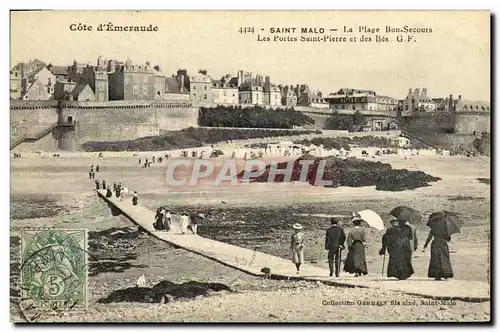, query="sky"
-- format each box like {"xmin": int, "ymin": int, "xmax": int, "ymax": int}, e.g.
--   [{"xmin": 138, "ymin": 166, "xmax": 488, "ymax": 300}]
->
[{"xmin": 10, "ymin": 10, "xmax": 491, "ymax": 100}]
